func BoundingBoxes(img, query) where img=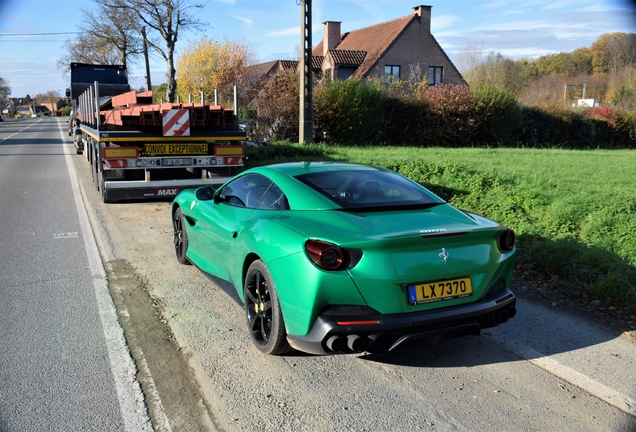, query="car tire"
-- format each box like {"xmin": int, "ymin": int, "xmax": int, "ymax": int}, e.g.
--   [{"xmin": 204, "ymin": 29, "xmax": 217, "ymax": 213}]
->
[
  {"xmin": 244, "ymin": 260, "xmax": 292, "ymax": 355},
  {"xmin": 173, "ymin": 208, "xmax": 191, "ymax": 265}
]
